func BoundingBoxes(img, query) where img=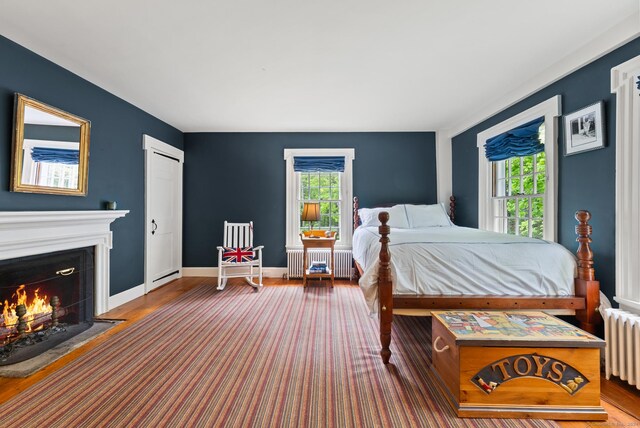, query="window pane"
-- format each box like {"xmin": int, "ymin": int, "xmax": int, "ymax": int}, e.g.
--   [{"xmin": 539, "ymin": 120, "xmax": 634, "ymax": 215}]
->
[
  {"xmin": 309, "ymin": 174, "xmax": 319, "ymax": 187},
  {"xmin": 519, "ymin": 219, "xmax": 530, "ymax": 237},
  {"xmin": 510, "ymin": 158, "xmax": 521, "ymax": 177},
  {"xmin": 319, "ymin": 187, "xmax": 330, "ymax": 200},
  {"xmin": 330, "ymin": 202, "xmax": 340, "ymax": 216},
  {"xmin": 331, "ymin": 202, "xmax": 341, "ymax": 238},
  {"xmin": 507, "ymin": 218, "xmax": 517, "ymax": 235},
  {"xmin": 510, "ymin": 178, "xmax": 520, "ymax": 196},
  {"xmin": 532, "ymin": 197, "xmax": 544, "ymax": 218},
  {"xmin": 518, "ymin": 198, "xmax": 529, "ymax": 219},
  {"xmin": 309, "ymin": 187, "xmax": 319, "ymax": 200},
  {"xmin": 330, "ymin": 187, "xmax": 340, "ymax": 200},
  {"xmin": 536, "ymin": 152, "xmax": 546, "ymax": 173},
  {"xmin": 319, "ymin": 202, "xmax": 329, "ymax": 227},
  {"xmin": 319, "ymin": 175, "xmax": 330, "ymax": 187},
  {"xmin": 522, "ymin": 175, "xmax": 534, "ymax": 195},
  {"xmin": 506, "ymin": 198, "xmax": 516, "ymax": 217},
  {"xmin": 330, "ymin": 174, "xmax": 339, "ymax": 187},
  {"xmin": 331, "ymin": 203, "xmax": 340, "ymax": 225},
  {"xmin": 536, "ymin": 173, "xmax": 545, "ymax": 194},
  {"xmin": 522, "ymin": 155, "xmax": 533, "ymax": 174},
  {"xmin": 532, "ymin": 219, "xmax": 544, "ymax": 239}
]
